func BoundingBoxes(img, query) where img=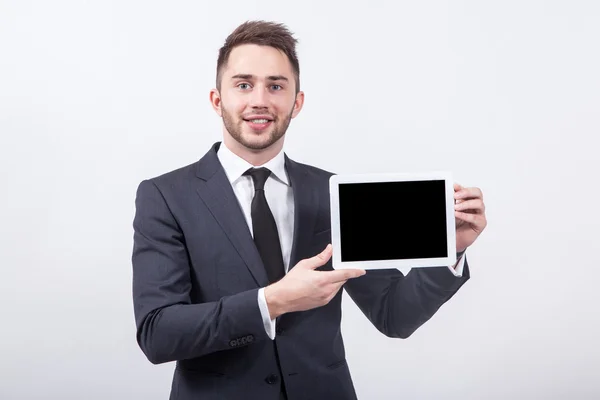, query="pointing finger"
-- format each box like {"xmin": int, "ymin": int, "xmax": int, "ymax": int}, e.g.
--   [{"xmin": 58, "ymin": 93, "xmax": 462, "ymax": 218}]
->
[{"xmin": 322, "ymin": 268, "xmax": 366, "ymax": 283}]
